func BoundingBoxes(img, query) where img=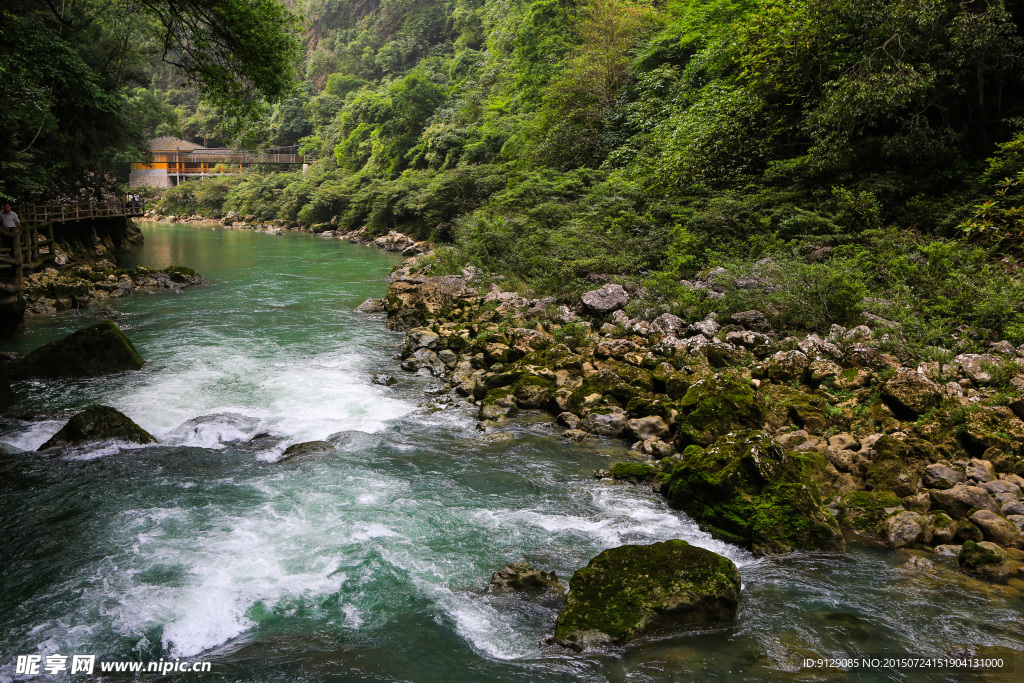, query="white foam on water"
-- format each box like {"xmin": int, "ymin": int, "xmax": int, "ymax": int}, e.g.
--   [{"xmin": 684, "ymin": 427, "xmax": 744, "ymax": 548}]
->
[{"xmin": 0, "ymin": 419, "xmax": 65, "ymax": 451}]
